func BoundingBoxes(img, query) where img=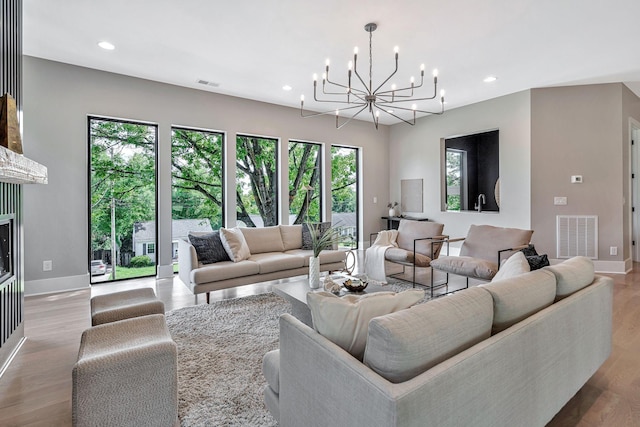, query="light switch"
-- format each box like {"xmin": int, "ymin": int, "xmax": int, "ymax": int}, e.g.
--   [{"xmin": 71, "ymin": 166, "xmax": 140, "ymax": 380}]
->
[
  {"xmin": 554, "ymin": 196, "xmax": 567, "ymax": 205},
  {"xmin": 571, "ymin": 175, "xmax": 583, "ymax": 183}
]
